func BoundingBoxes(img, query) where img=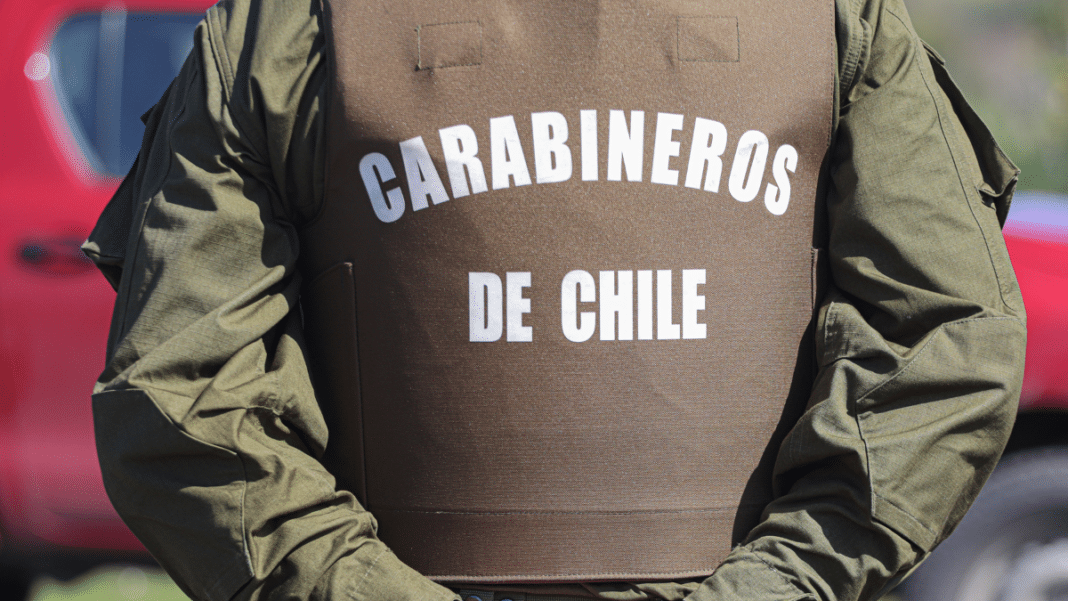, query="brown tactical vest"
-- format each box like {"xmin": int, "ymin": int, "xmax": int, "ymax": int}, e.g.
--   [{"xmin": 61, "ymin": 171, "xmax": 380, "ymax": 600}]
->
[{"xmin": 302, "ymin": 0, "xmax": 834, "ymax": 584}]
